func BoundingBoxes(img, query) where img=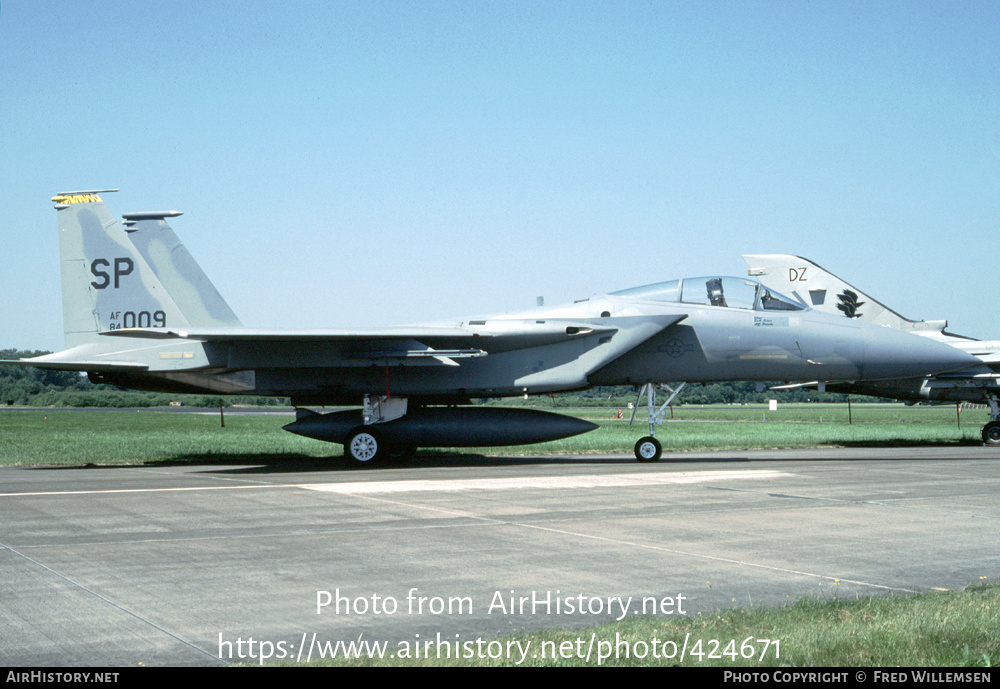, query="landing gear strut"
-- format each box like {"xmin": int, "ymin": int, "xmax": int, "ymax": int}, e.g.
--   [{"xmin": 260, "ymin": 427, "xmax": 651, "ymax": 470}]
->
[
  {"xmin": 983, "ymin": 396, "xmax": 1000, "ymax": 446},
  {"xmin": 630, "ymin": 383, "xmax": 685, "ymax": 462}
]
